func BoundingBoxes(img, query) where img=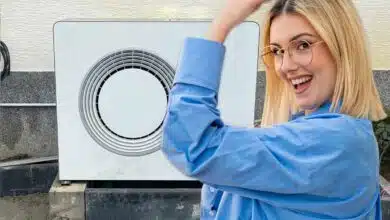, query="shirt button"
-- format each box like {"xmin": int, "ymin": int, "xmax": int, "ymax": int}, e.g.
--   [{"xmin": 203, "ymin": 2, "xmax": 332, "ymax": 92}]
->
[
  {"xmin": 209, "ymin": 210, "xmax": 216, "ymax": 216},
  {"xmin": 210, "ymin": 187, "xmax": 215, "ymax": 193}
]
